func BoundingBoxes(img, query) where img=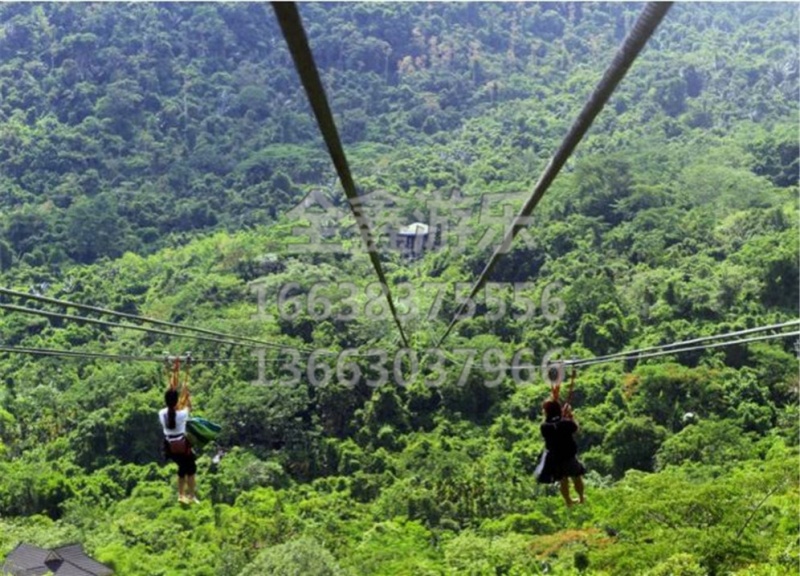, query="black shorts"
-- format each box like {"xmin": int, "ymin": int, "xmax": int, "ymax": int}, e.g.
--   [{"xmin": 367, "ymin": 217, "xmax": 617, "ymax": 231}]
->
[
  {"xmin": 163, "ymin": 440, "xmax": 197, "ymax": 477},
  {"xmin": 552, "ymin": 456, "xmax": 586, "ymax": 480}
]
